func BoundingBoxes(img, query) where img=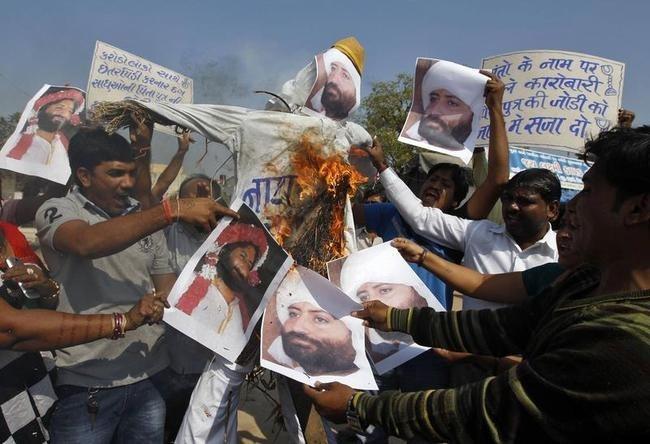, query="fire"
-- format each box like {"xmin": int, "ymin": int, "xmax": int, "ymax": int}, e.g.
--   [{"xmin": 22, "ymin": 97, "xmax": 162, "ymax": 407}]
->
[{"xmin": 267, "ymin": 132, "xmax": 367, "ymax": 274}]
